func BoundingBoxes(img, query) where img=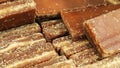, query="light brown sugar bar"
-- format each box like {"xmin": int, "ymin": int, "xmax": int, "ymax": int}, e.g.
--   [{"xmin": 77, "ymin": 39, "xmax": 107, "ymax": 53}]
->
[
  {"xmin": 0, "ymin": 41, "xmax": 57, "ymax": 68},
  {"xmin": 44, "ymin": 60, "xmax": 76, "ymax": 68},
  {"xmin": 84, "ymin": 8, "xmax": 120, "ymax": 57},
  {"xmin": 0, "ymin": 33, "xmax": 46, "ymax": 50},
  {"xmin": 41, "ymin": 20, "xmax": 68, "ymax": 41},
  {"xmin": 28, "ymin": 56, "xmax": 67, "ymax": 68},
  {"xmin": 61, "ymin": 4, "xmax": 120, "ymax": 40},
  {"xmin": 70, "ymin": 48, "xmax": 99, "ymax": 66},
  {"xmin": 34, "ymin": 0, "xmax": 106, "ymax": 16},
  {"xmin": 61, "ymin": 39, "xmax": 91, "ymax": 57},
  {"xmin": 80, "ymin": 53, "xmax": 120, "ymax": 68},
  {"xmin": 6, "ymin": 51, "xmax": 58, "ymax": 68},
  {"xmin": 0, "ymin": 0, "xmax": 36, "ymax": 31},
  {"xmin": 52, "ymin": 36, "xmax": 72, "ymax": 51},
  {"xmin": 0, "ymin": 23, "xmax": 41, "ymax": 39},
  {"xmin": 0, "ymin": 23, "xmax": 41, "ymax": 50}
]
